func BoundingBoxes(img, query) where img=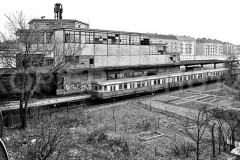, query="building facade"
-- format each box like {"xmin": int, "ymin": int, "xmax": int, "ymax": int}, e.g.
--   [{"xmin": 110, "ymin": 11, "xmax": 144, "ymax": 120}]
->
[
  {"xmin": 23, "ymin": 19, "xmax": 181, "ymax": 95},
  {"xmin": 234, "ymin": 45, "xmax": 240, "ymax": 54},
  {"xmin": 223, "ymin": 42, "xmax": 234, "ymax": 55},
  {"xmin": 196, "ymin": 38, "xmax": 223, "ymax": 56},
  {"xmin": 176, "ymin": 36, "xmax": 196, "ymax": 55},
  {"xmin": 150, "ymin": 34, "xmax": 180, "ymax": 53}
]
